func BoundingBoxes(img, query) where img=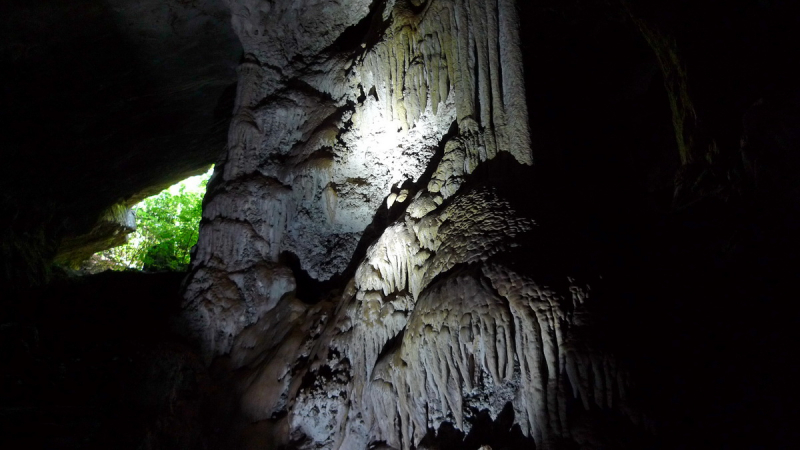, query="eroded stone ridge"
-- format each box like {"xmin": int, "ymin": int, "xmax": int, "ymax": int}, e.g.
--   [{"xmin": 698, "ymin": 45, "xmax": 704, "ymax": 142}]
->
[{"xmin": 182, "ymin": 1, "xmax": 641, "ymax": 448}]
